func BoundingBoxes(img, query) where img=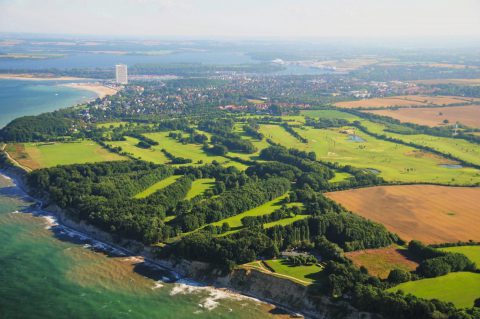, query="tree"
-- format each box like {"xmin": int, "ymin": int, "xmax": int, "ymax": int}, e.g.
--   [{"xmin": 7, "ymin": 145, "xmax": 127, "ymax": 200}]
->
[{"xmin": 388, "ymin": 268, "xmax": 411, "ymax": 284}]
